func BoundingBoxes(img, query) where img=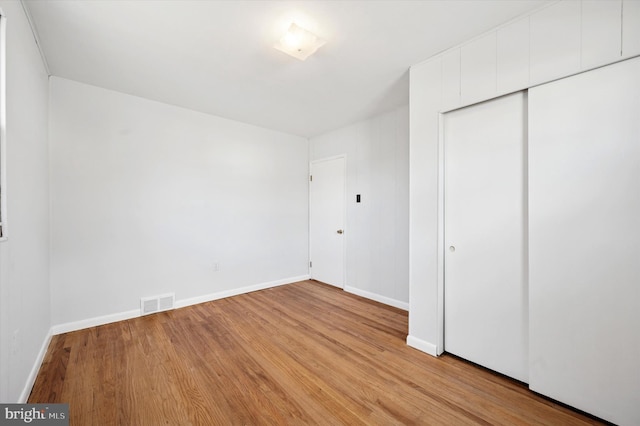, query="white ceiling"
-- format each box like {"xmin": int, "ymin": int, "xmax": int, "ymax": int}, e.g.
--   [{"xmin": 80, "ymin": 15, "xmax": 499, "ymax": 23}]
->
[{"xmin": 24, "ymin": 0, "xmax": 550, "ymax": 138}]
